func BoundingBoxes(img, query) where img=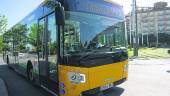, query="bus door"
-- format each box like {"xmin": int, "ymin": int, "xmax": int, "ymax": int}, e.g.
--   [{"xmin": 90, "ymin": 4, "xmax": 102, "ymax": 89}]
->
[{"xmin": 38, "ymin": 12, "xmax": 58, "ymax": 94}]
